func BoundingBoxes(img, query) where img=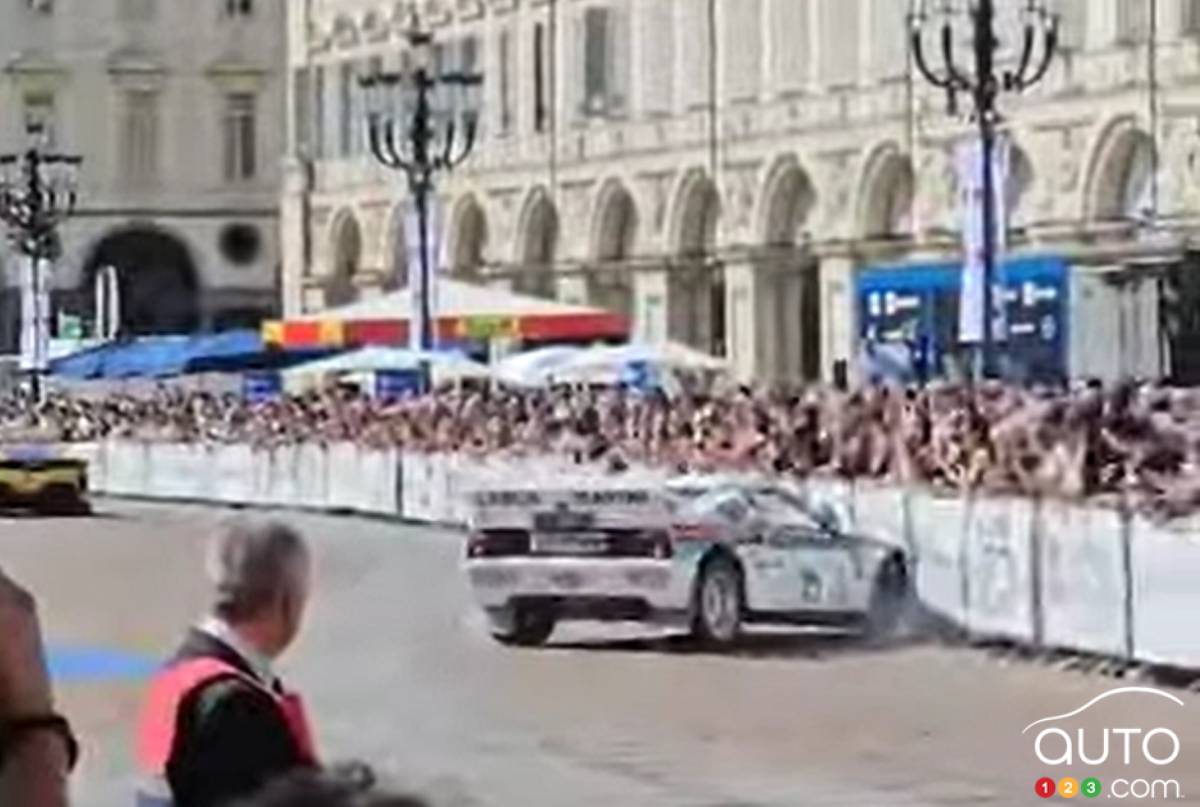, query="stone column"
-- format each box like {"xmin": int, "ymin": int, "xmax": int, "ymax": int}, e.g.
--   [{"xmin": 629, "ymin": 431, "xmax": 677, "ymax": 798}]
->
[
  {"xmin": 632, "ymin": 264, "xmax": 669, "ymax": 344},
  {"xmin": 818, "ymin": 252, "xmax": 857, "ymax": 385},
  {"xmin": 279, "ymin": 159, "xmax": 310, "ymax": 319},
  {"xmin": 723, "ymin": 257, "xmax": 764, "ymax": 382}
]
